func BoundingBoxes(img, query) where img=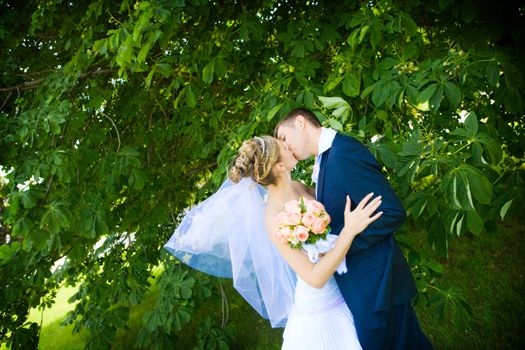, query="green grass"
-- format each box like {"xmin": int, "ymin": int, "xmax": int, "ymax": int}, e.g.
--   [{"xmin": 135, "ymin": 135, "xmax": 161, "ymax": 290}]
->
[
  {"xmin": 29, "ymin": 287, "xmax": 86, "ymax": 350},
  {"xmin": 10, "ymin": 218, "xmax": 523, "ymax": 349},
  {"xmin": 414, "ymin": 218, "xmax": 524, "ymax": 349}
]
